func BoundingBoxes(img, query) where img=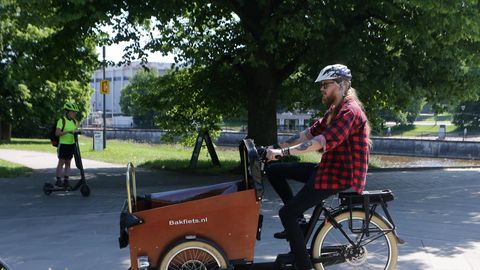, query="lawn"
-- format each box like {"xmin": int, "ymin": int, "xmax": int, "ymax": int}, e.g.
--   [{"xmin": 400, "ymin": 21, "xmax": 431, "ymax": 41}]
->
[
  {"xmin": 0, "ymin": 137, "xmax": 322, "ymax": 176},
  {"xmin": 0, "ymin": 159, "xmax": 33, "ymax": 178},
  {"xmin": 389, "ymin": 124, "xmax": 459, "ymax": 137}
]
